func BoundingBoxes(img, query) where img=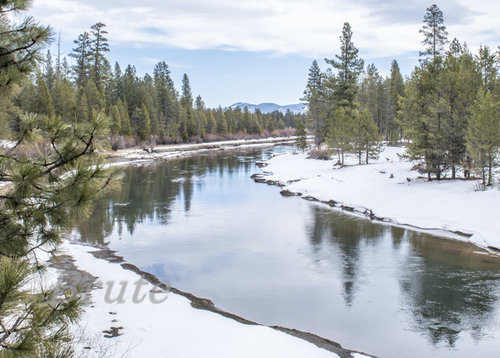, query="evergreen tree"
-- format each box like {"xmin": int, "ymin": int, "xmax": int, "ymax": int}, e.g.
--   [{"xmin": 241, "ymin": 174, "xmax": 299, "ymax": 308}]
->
[
  {"xmin": 440, "ymin": 45, "xmax": 482, "ymax": 178},
  {"xmin": 52, "ymin": 74, "xmax": 76, "ymax": 120},
  {"xmin": 388, "ymin": 60, "xmax": 405, "ymax": 142},
  {"xmin": 43, "ymin": 50, "xmax": 55, "ymax": 90},
  {"xmin": 70, "ymin": 32, "xmax": 92, "ymax": 88},
  {"xmin": 109, "ymin": 103, "xmax": 121, "ymax": 135},
  {"xmin": 89, "ymin": 22, "xmax": 110, "ymax": 86},
  {"xmin": 75, "ymin": 90, "xmax": 89, "ymax": 123},
  {"xmin": 1, "ymin": 3, "xmax": 119, "ymax": 356},
  {"xmin": 419, "ymin": 4, "xmax": 448, "ymax": 61},
  {"xmin": 0, "ymin": 113, "xmax": 119, "ymax": 356},
  {"xmin": 33, "ymin": 74, "xmax": 55, "ymax": 118},
  {"xmin": 359, "ymin": 64, "xmax": 385, "ymax": 136},
  {"xmin": 180, "ymin": 73, "xmax": 193, "ymax": 109},
  {"xmin": 466, "ymin": 89, "xmax": 500, "ymax": 185},
  {"xmin": 325, "ymin": 22, "xmax": 364, "ymax": 108},
  {"xmin": 476, "ymin": 45, "xmax": 498, "ymax": 92},
  {"xmin": 327, "ymin": 107, "xmax": 354, "ymax": 165},
  {"xmin": 302, "ymin": 60, "xmax": 327, "ymax": 146},
  {"xmin": 0, "ymin": 1, "xmax": 51, "ymax": 94},
  {"xmin": 352, "ymin": 108, "xmax": 381, "ymax": 164},
  {"xmin": 294, "ymin": 118, "xmax": 308, "ymax": 151}
]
